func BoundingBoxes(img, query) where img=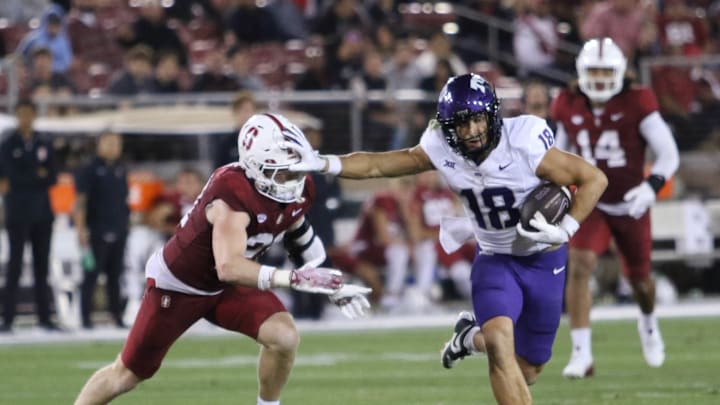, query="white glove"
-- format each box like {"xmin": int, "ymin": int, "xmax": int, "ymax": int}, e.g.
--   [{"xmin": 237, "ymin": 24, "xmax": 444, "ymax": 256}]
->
[
  {"xmin": 439, "ymin": 217, "xmax": 474, "ymax": 254},
  {"xmin": 283, "ymin": 141, "xmax": 341, "ymax": 174},
  {"xmin": 516, "ymin": 212, "xmax": 579, "ymax": 245},
  {"xmin": 623, "ymin": 181, "xmax": 656, "ymax": 219},
  {"xmin": 289, "ymin": 257, "xmax": 343, "ymax": 294},
  {"xmin": 329, "ymin": 284, "xmax": 372, "ymax": 319}
]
